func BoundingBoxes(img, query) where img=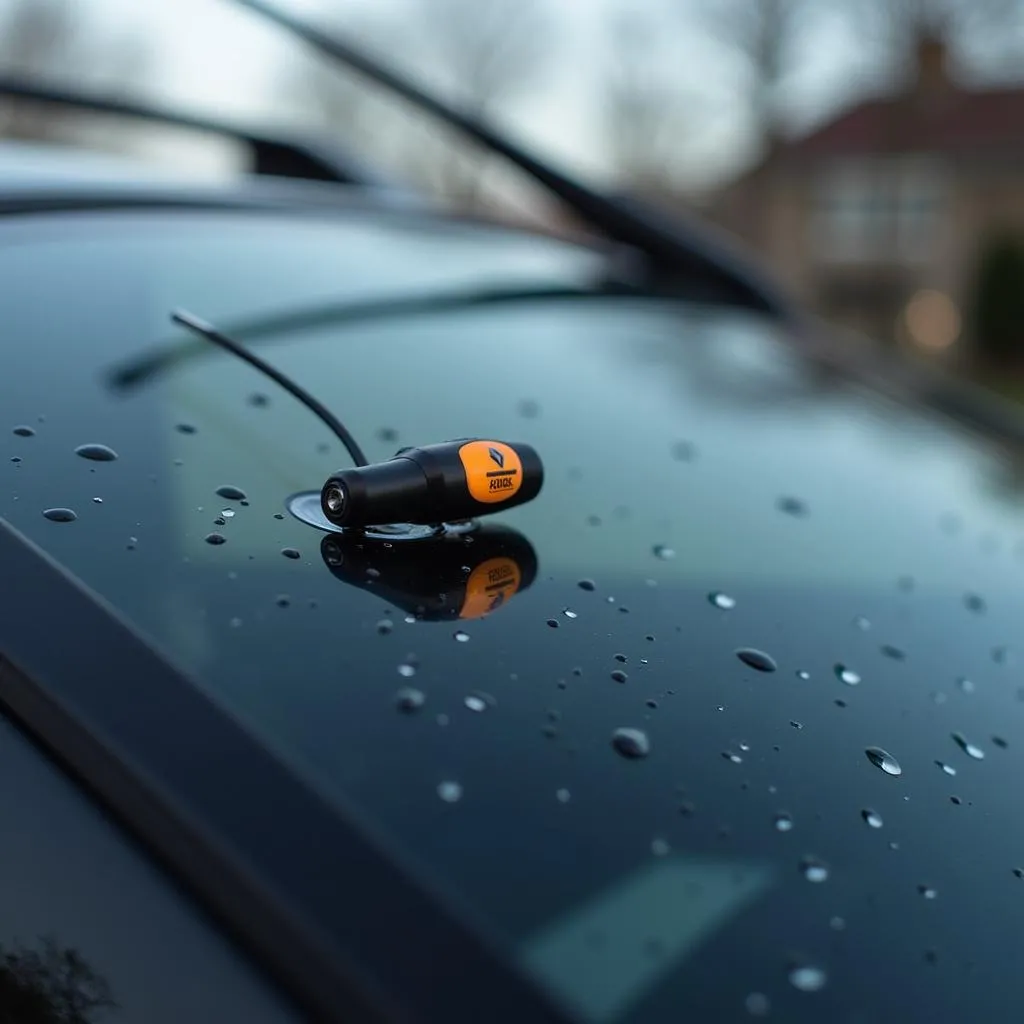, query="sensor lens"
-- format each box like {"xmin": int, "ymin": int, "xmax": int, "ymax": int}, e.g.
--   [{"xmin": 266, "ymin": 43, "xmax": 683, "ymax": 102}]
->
[{"xmin": 324, "ymin": 483, "xmax": 346, "ymax": 515}]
